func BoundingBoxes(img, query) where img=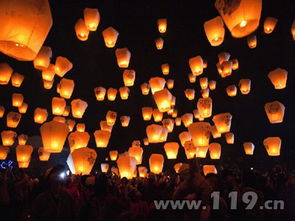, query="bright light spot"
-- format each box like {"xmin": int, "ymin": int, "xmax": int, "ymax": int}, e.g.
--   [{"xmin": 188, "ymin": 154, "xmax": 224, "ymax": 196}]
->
[{"xmin": 240, "ymin": 20, "xmax": 247, "ymax": 27}]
